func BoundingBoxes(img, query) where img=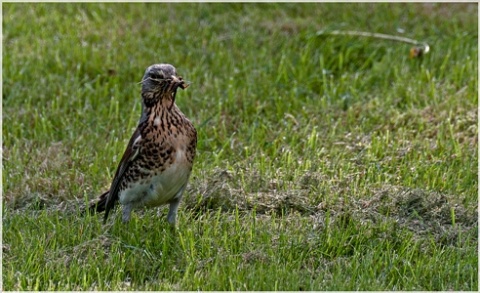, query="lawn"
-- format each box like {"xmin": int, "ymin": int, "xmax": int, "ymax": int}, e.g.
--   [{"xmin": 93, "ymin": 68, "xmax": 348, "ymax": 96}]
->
[{"xmin": 2, "ymin": 2, "xmax": 478, "ymax": 291}]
